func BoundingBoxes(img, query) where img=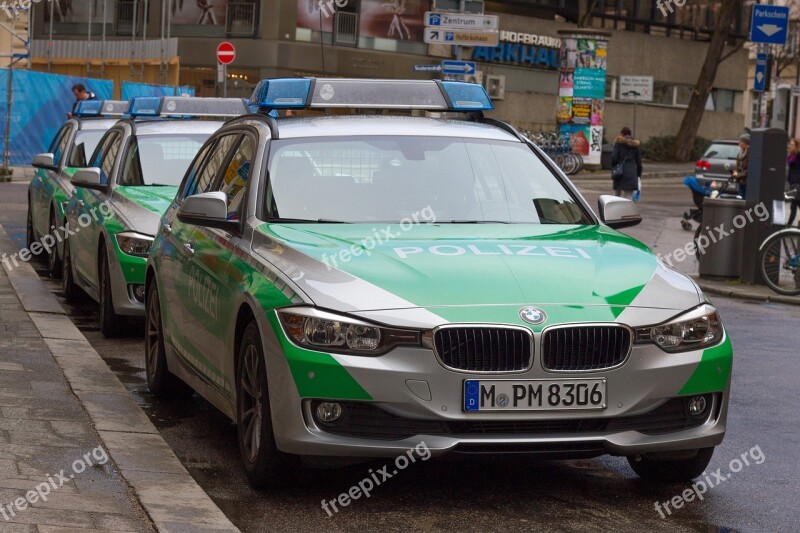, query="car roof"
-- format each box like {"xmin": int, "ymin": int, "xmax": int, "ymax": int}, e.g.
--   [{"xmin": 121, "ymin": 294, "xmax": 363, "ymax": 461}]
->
[
  {"xmin": 709, "ymin": 139, "xmax": 739, "ymax": 144},
  {"xmin": 273, "ymin": 115, "xmax": 522, "ymax": 142},
  {"xmin": 128, "ymin": 119, "xmax": 225, "ymax": 136}
]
